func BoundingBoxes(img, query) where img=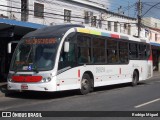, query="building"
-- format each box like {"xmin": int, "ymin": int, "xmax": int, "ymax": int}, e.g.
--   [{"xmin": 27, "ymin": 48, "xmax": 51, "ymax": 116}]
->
[
  {"xmin": 0, "ymin": 0, "xmax": 137, "ymax": 34},
  {"xmin": 142, "ymin": 17, "xmax": 160, "ymax": 71}
]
